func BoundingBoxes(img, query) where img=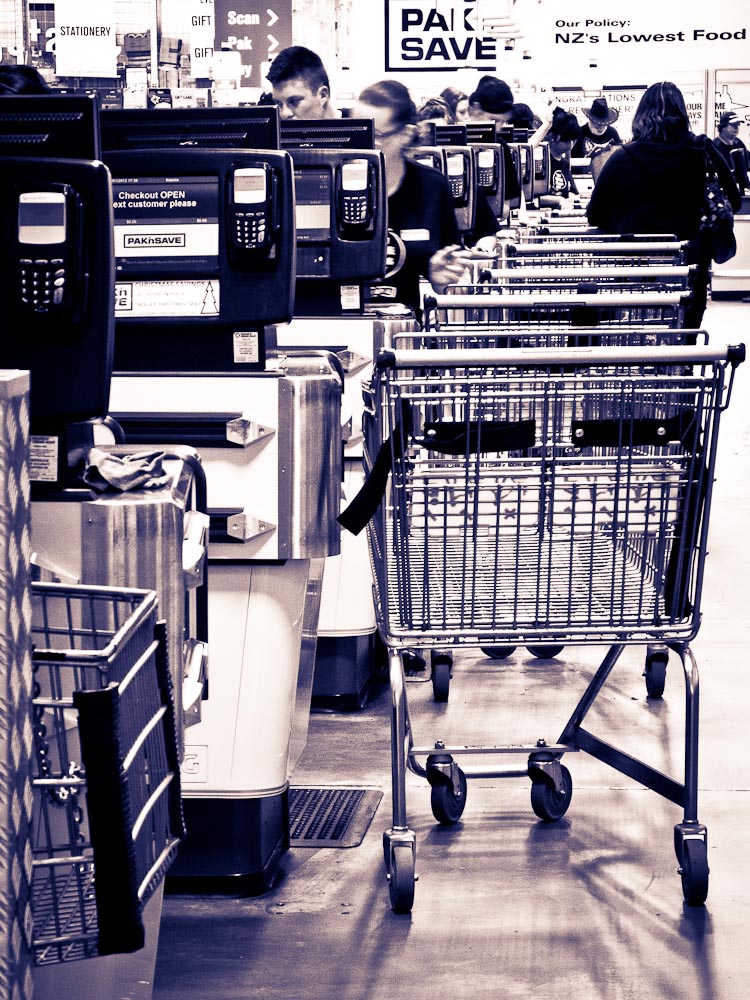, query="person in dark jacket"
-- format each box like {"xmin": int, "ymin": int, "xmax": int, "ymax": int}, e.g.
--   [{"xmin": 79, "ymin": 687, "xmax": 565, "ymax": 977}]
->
[
  {"xmin": 713, "ymin": 111, "xmax": 749, "ymax": 194},
  {"xmin": 587, "ymin": 81, "xmax": 741, "ymax": 329}
]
